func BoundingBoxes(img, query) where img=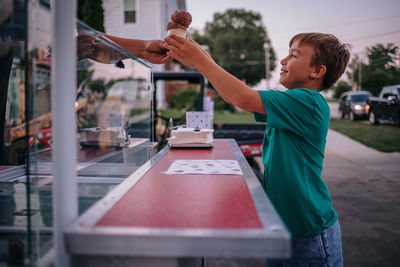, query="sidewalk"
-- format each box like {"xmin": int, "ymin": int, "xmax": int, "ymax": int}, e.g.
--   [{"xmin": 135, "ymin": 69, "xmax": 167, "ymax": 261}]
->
[{"xmin": 325, "ymin": 129, "xmax": 400, "ymax": 182}]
